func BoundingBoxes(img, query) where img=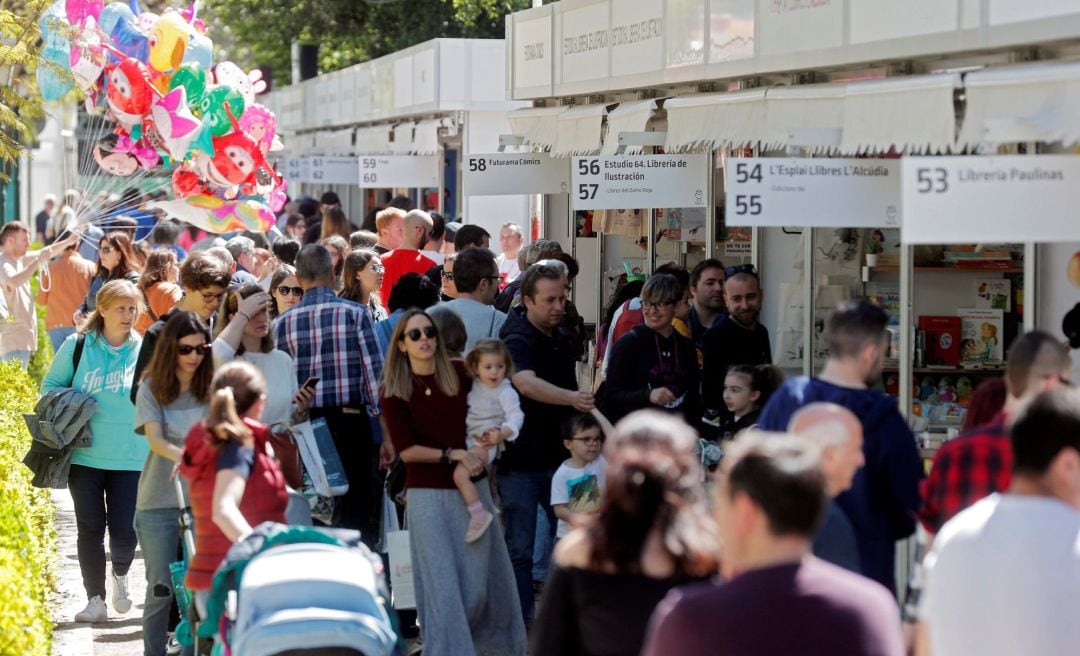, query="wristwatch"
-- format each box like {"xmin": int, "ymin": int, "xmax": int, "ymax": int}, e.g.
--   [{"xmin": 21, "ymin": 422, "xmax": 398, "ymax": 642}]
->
[{"xmin": 440, "ymin": 448, "xmax": 452, "ymax": 465}]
